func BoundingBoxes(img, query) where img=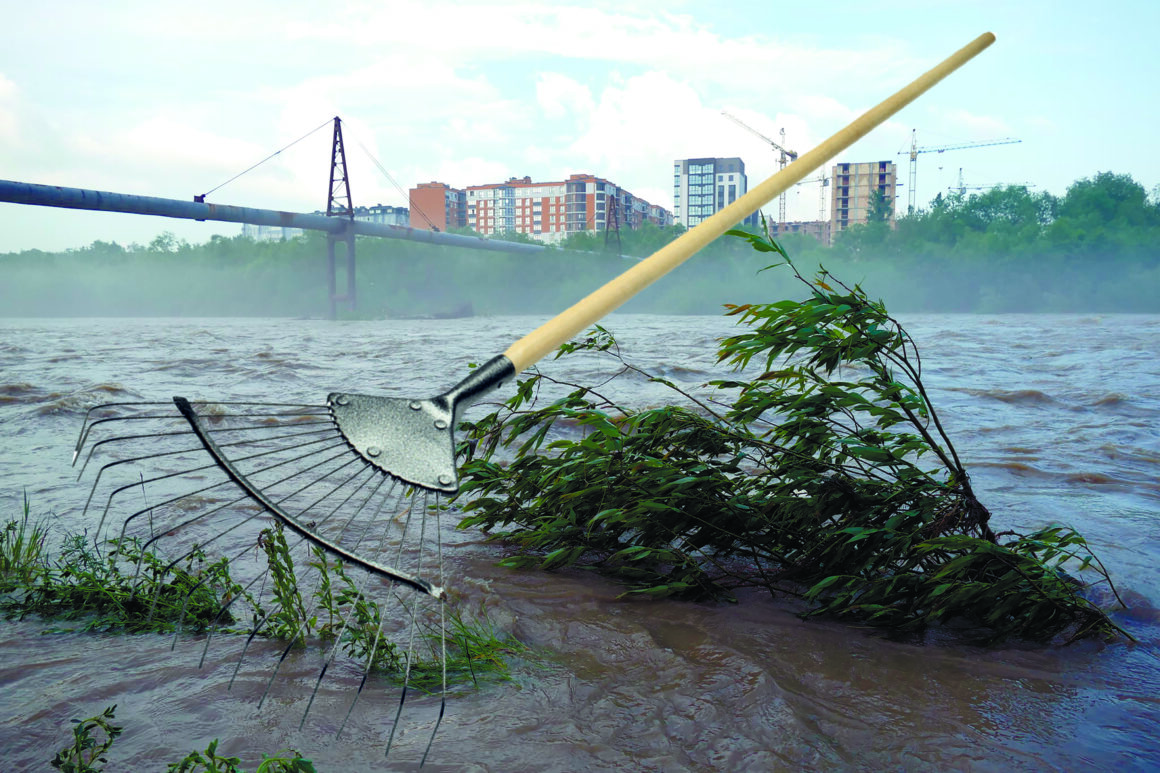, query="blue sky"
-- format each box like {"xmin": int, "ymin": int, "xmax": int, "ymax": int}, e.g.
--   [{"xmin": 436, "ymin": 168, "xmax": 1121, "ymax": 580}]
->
[{"xmin": 1, "ymin": 0, "xmax": 1156, "ymax": 251}]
